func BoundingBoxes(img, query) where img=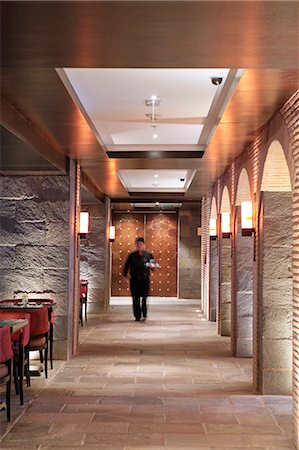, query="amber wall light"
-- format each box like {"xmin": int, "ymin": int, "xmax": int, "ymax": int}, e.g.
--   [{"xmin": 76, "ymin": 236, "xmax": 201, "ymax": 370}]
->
[
  {"xmin": 79, "ymin": 211, "xmax": 90, "ymax": 237},
  {"xmin": 241, "ymin": 201, "xmax": 254, "ymax": 236},
  {"xmin": 109, "ymin": 225, "xmax": 116, "ymax": 241}
]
